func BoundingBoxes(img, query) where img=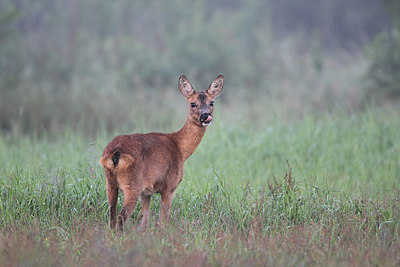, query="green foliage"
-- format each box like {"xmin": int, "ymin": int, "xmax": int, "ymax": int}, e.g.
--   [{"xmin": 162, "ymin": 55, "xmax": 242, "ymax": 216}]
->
[
  {"xmin": 0, "ymin": 2, "xmax": 24, "ymax": 131},
  {"xmin": 366, "ymin": 22, "xmax": 400, "ymax": 99},
  {"xmin": 0, "ymin": 0, "xmax": 379, "ymax": 136},
  {"xmin": 382, "ymin": 0, "xmax": 400, "ymax": 19}
]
